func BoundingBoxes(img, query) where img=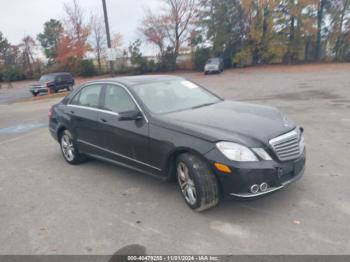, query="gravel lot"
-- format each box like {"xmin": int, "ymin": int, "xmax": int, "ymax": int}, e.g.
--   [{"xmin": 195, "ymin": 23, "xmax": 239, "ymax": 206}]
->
[{"xmin": 0, "ymin": 64, "xmax": 350, "ymax": 255}]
